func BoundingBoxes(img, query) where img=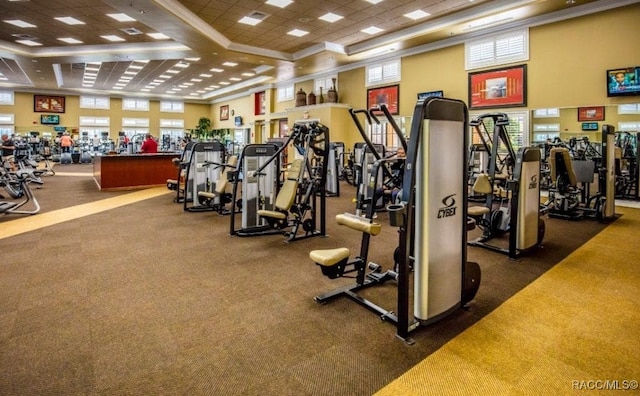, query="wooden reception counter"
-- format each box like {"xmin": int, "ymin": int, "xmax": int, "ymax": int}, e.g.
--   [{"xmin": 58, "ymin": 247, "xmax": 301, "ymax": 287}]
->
[{"xmin": 93, "ymin": 153, "xmax": 180, "ymax": 191}]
